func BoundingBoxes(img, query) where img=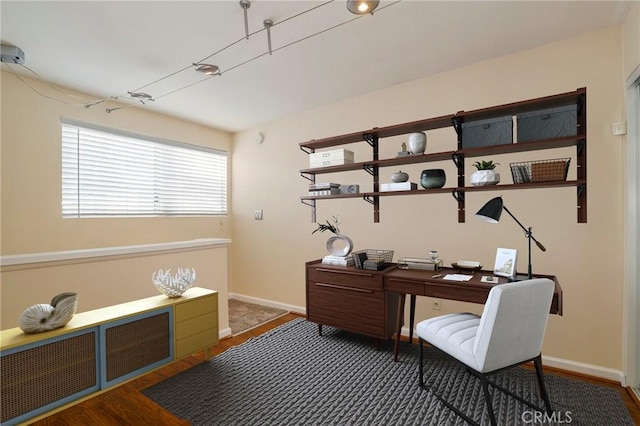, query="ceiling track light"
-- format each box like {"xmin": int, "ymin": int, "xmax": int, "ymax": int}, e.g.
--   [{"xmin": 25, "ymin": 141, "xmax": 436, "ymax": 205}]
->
[
  {"xmin": 194, "ymin": 63, "xmax": 221, "ymax": 75},
  {"xmin": 127, "ymin": 91, "xmax": 154, "ymax": 103},
  {"xmin": 346, "ymin": 0, "xmax": 379, "ymax": 15},
  {"xmin": 240, "ymin": 0, "xmax": 251, "ymax": 40},
  {"xmin": 264, "ymin": 20, "xmax": 273, "ymax": 55}
]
